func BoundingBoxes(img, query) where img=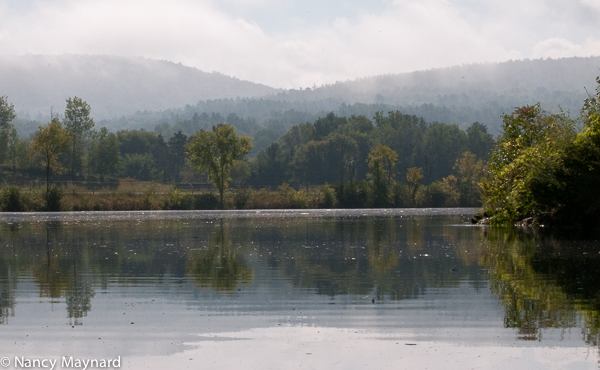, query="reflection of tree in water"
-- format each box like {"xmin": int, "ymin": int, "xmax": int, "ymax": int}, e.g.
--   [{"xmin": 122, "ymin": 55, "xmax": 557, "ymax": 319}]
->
[
  {"xmin": 368, "ymin": 218, "xmax": 398, "ymax": 274},
  {"xmin": 253, "ymin": 215, "xmax": 479, "ymax": 300},
  {"xmin": 29, "ymin": 222, "xmax": 95, "ymax": 325},
  {"xmin": 480, "ymin": 228, "xmax": 600, "ymax": 344},
  {"xmin": 187, "ymin": 221, "xmax": 253, "ymax": 293},
  {"xmin": 33, "ymin": 223, "xmax": 68, "ymax": 299},
  {"xmin": 0, "ymin": 223, "xmax": 21, "ymax": 324},
  {"xmin": 0, "ymin": 253, "xmax": 17, "ymax": 325}
]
